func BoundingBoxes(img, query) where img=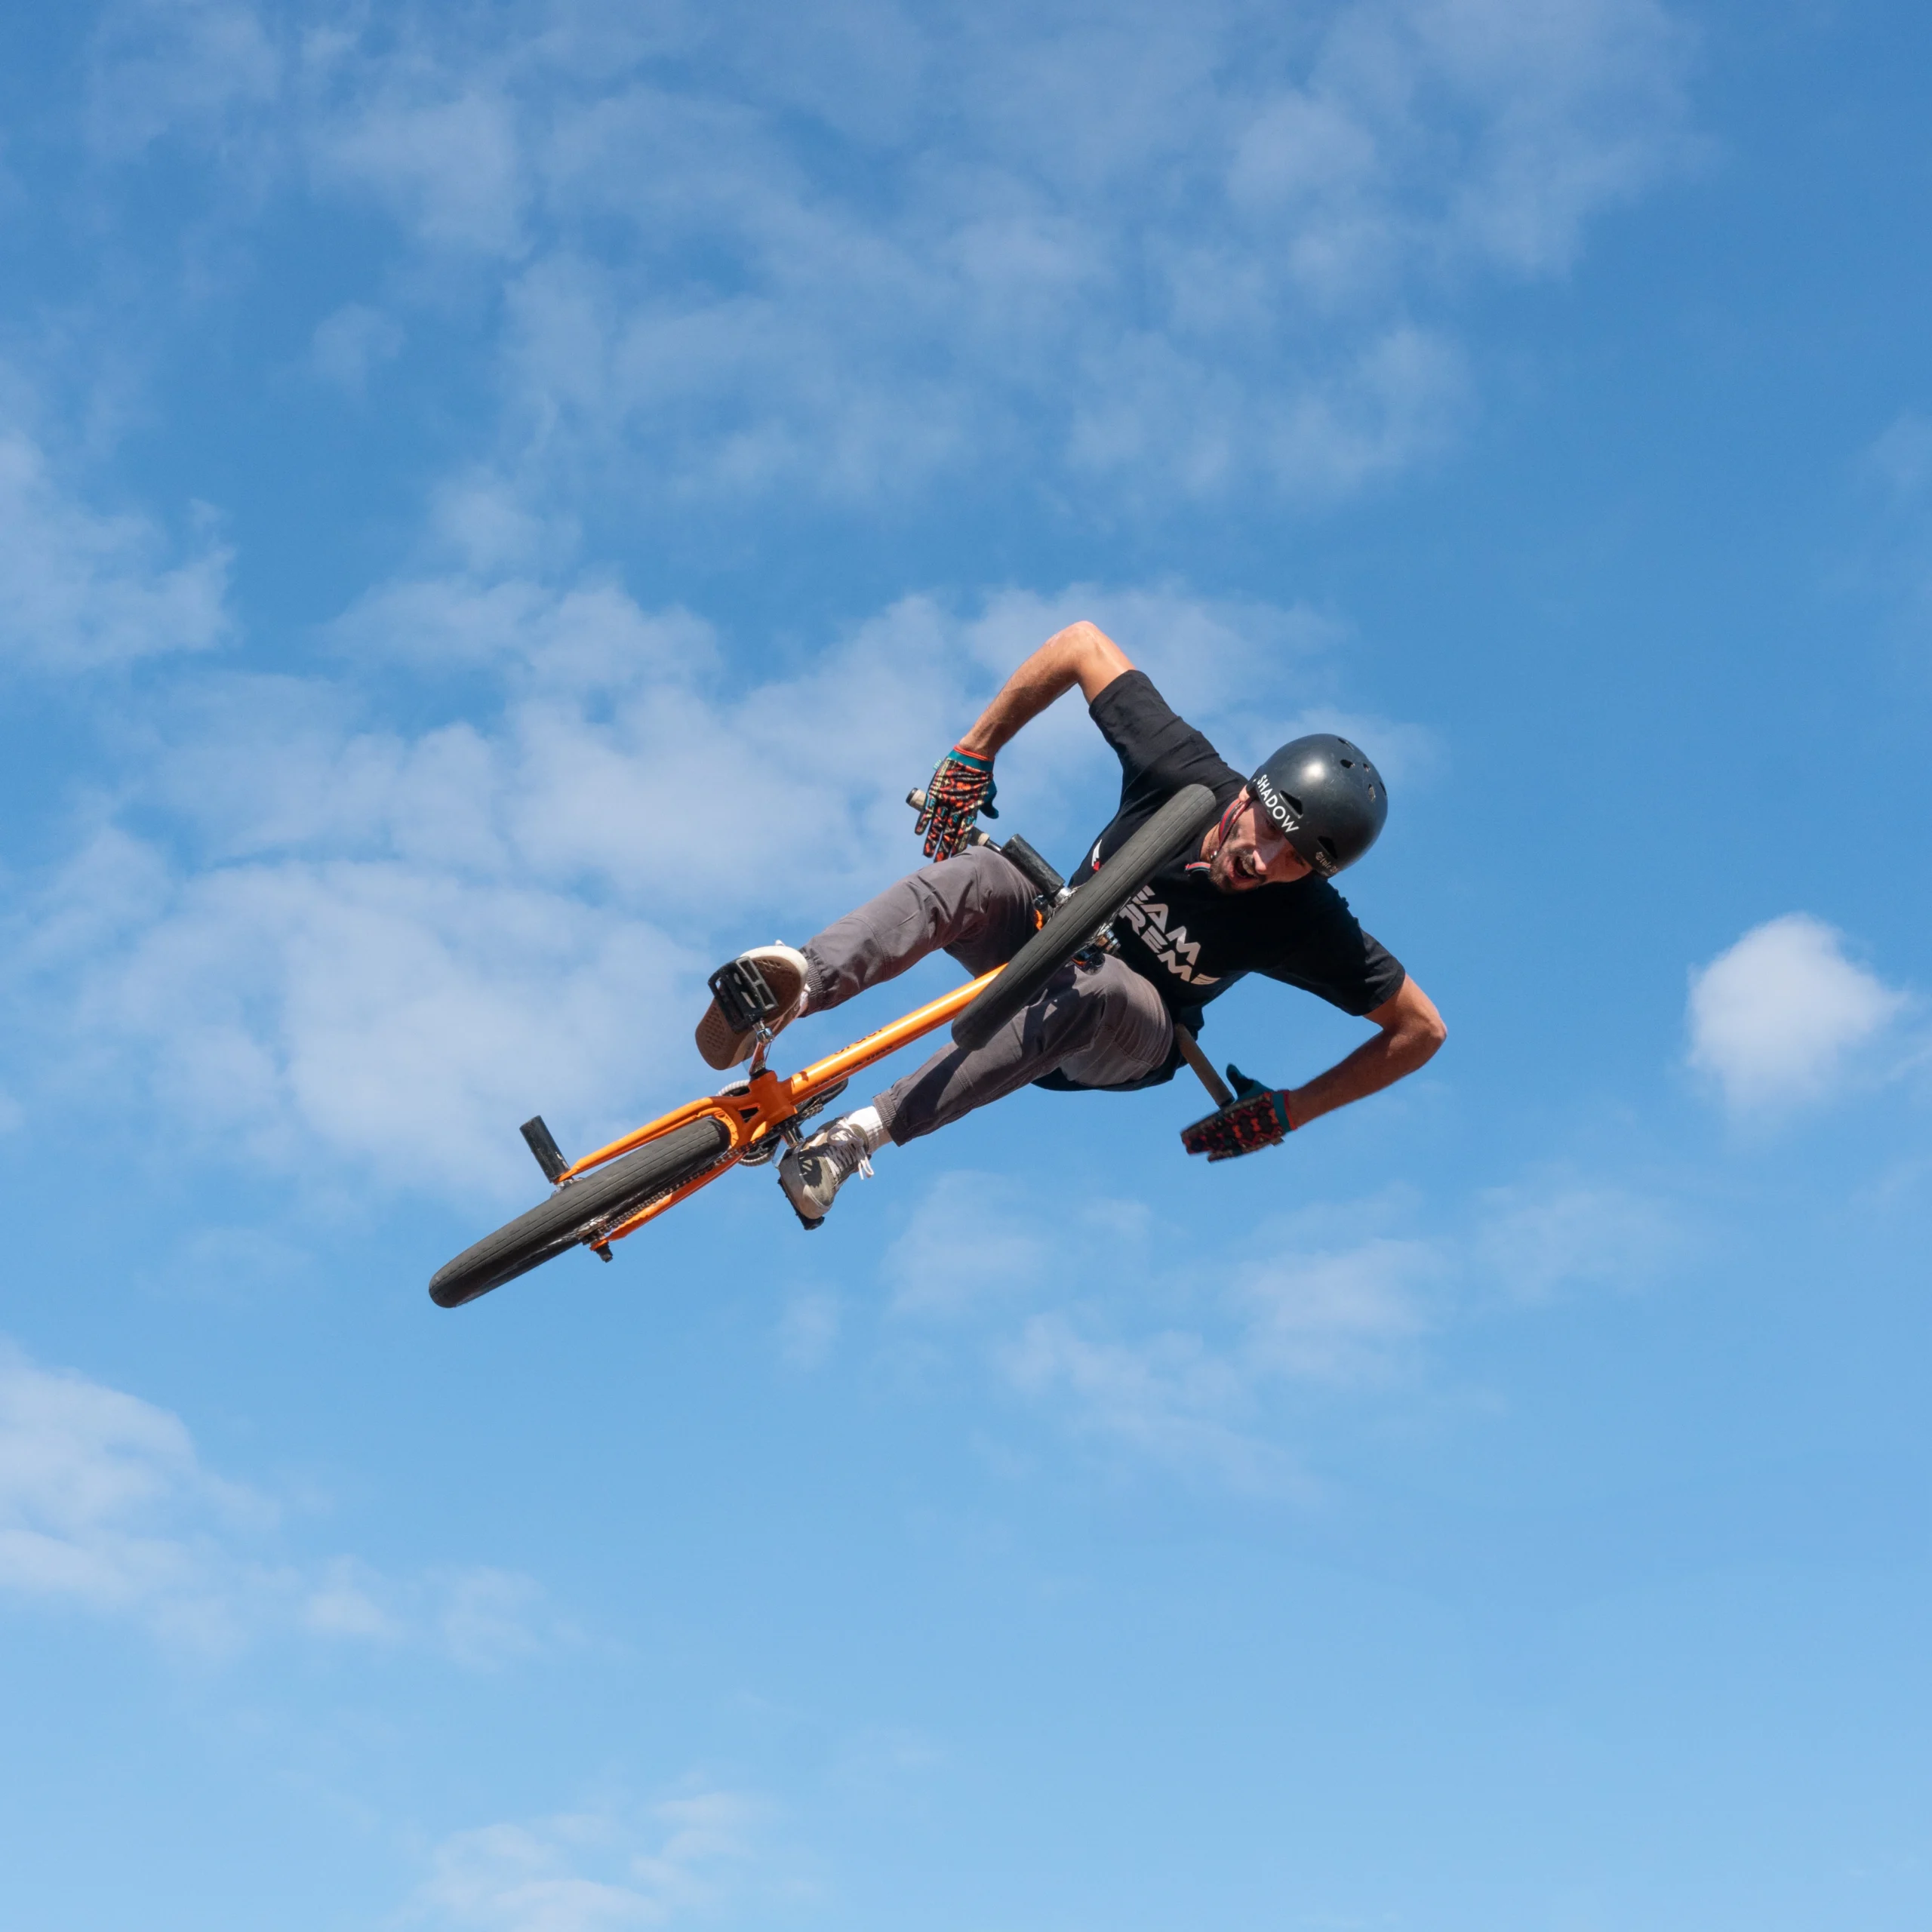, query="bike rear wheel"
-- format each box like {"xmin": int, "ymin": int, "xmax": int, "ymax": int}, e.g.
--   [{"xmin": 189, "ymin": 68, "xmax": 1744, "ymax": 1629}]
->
[
  {"xmin": 952, "ymin": 782, "xmax": 1221, "ymax": 1051},
  {"xmin": 429, "ymin": 1115, "xmax": 734, "ymax": 1308}
]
